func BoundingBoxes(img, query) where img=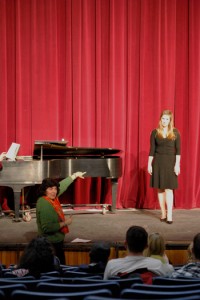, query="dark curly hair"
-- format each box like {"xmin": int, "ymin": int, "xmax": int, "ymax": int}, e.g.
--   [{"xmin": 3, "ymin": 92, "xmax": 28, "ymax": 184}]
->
[
  {"xmin": 193, "ymin": 233, "xmax": 200, "ymax": 260},
  {"xmin": 17, "ymin": 236, "xmax": 57, "ymax": 278},
  {"xmin": 37, "ymin": 178, "xmax": 60, "ymax": 197},
  {"xmin": 89, "ymin": 243, "xmax": 110, "ymax": 264}
]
